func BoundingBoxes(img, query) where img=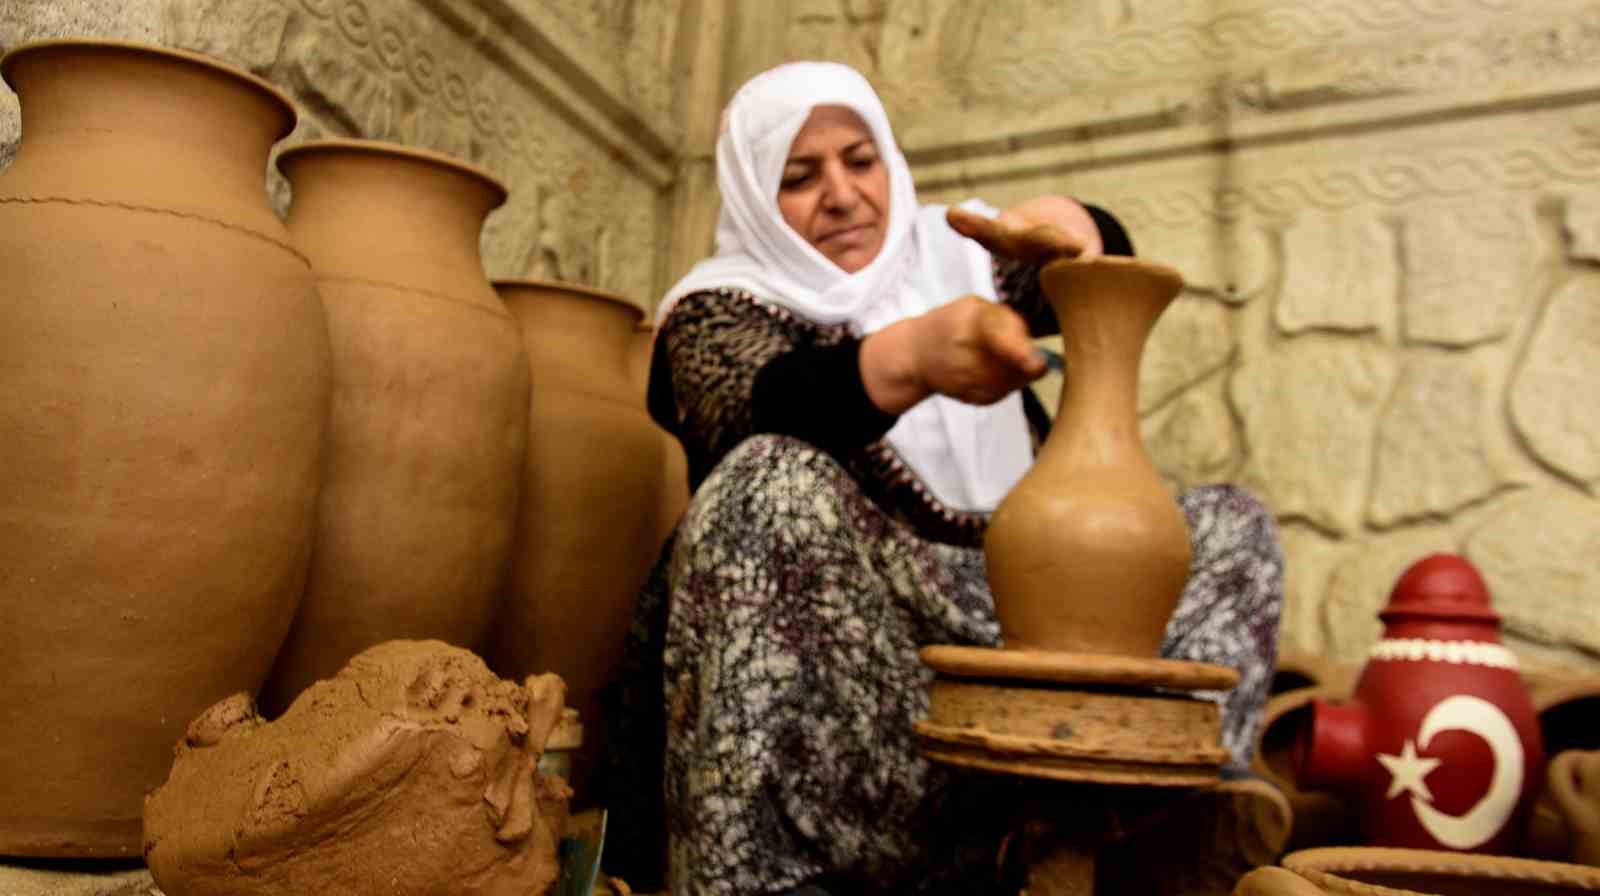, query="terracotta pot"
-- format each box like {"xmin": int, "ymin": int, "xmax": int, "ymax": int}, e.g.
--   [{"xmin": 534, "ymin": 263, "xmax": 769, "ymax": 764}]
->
[
  {"xmin": 629, "ymin": 321, "xmax": 690, "ymax": 556},
  {"xmin": 0, "ymin": 39, "xmax": 329, "ymax": 856},
  {"xmin": 260, "ymin": 140, "xmax": 527, "ymax": 715},
  {"xmin": 1254, "ymin": 687, "xmax": 1362, "ymax": 851},
  {"xmin": 984, "ymin": 256, "xmax": 1191, "ymax": 655},
  {"xmin": 1549, "ymin": 750, "xmax": 1600, "ymax": 867},
  {"xmin": 1282, "ymin": 846, "xmax": 1600, "ymax": 895},
  {"xmin": 1297, "ymin": 555, "xmax": 1545, "ymax": 854},
  {"xmin": 489, "ymin": 280, "xmax": 667, "ymax": 800}
]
